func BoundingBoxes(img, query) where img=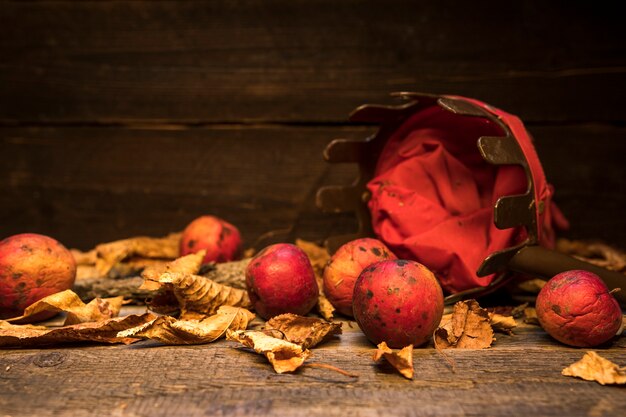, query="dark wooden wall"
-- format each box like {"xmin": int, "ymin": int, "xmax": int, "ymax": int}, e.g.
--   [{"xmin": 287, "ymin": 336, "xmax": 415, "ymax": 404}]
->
[{"xmin": 1, "ymin": 1, "xmax": 625, "ymax": 250}]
